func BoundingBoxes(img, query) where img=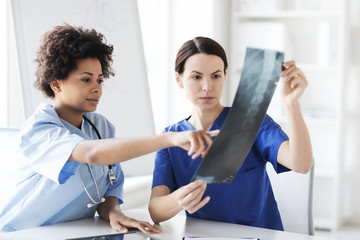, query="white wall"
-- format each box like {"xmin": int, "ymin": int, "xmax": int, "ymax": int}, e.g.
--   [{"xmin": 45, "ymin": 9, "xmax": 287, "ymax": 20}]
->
[
  {"xmin": 7, "ymin": 2, "xmax": 25, "ymax": 128},
  {"xmin": 138, "ymin": 0, "xmax": 231, "ymax": 133},
  {"xmin": 0, "ymin": 0, "xmax": 8, "ymax": 127},
  {"xmin": 167, "ymin": 0, "xmax": 231, "ymax": 125},
  {"xmin": 341, "ymin": 0, "xmax": 360, "ymax": 225},
  {"xmin": 1, "ymin": 0, "xmax": 25, "ymax": 128}
]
